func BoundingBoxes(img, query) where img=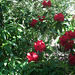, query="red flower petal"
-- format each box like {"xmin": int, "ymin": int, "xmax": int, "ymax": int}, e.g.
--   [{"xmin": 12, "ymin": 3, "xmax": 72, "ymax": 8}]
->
[{"xmin": 47, "ymin": 0, "xmax": 51, "ymax": 7}]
